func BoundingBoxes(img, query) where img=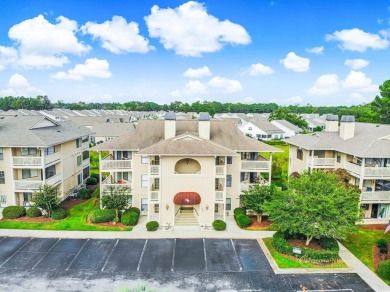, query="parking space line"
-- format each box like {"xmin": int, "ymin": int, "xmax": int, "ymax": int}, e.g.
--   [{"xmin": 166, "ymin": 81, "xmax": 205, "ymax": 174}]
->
[
  {"xmin": 137, "ymin": 239, "xmax": 148, "ymax": 272},
  {"xmin": 171, "ymin": 238, "xmax": 176, "ymax": 272},
  {"xmin": 101, "ymin": 239, "xmax": 119, "ymax": 272},
  {"xmin": 230, "ymin": 239, "xmax": 243, "ymax": 271},
  {"xmin": 65, "ymin": 239, "xmax": 89, "ymax": 271},
  {"xmin": 32, "ymin": 238, "xmax": 62, "ymax": 270},
  {"xmin": 0, "ymin": 237, "xmax": 6, "ymax": 244},
  {"xmin": 203, "ymin": 238, "xmax": 207, "ymax": 272},
  {"xmin": 0, "ymin": 238, "xmax": 33, "ymax": 268}
]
